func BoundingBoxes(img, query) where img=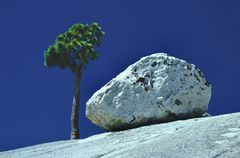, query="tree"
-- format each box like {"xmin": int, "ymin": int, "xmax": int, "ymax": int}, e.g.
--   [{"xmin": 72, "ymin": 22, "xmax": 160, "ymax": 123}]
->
[{"xmin": 43, "ymin": 22, "xmax": 105, "ymax": 139}]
